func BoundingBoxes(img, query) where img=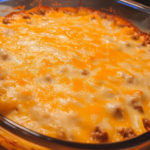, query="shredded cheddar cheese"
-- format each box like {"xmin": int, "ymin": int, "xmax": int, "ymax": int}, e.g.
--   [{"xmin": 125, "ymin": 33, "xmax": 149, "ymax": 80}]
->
[{"xmin": 0, "ymin": 6, "xmax": 150, "ymax": 145}]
